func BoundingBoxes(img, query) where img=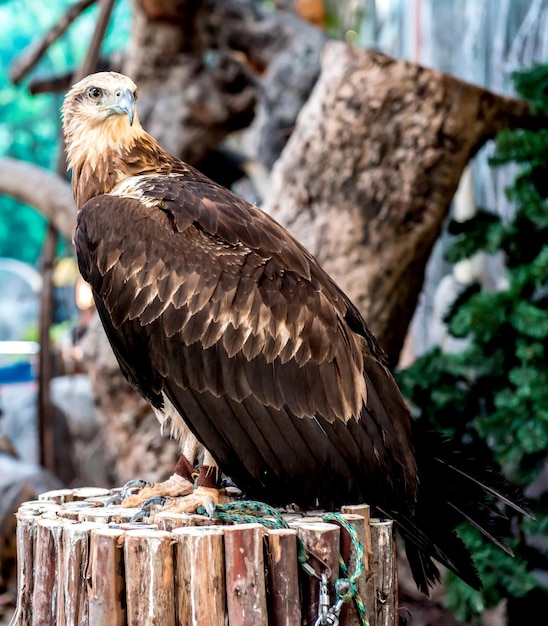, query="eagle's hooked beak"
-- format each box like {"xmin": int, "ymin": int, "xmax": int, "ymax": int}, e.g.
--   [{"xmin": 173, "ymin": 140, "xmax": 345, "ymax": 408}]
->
[{"xmin": 111, "ymin": 87, "xmax": 135, "ymax": 126}]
